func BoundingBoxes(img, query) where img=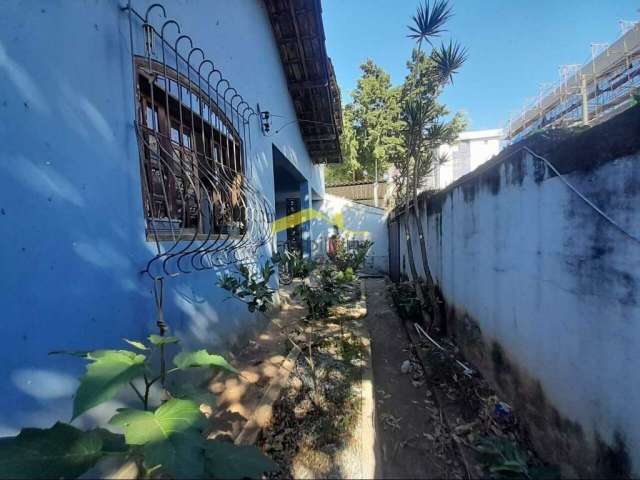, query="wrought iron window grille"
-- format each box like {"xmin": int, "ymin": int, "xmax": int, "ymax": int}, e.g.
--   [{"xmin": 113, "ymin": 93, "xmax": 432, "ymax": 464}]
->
[{"xmin": 124, "ymin": 2, "xmax": 274, "ymax": 281}]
